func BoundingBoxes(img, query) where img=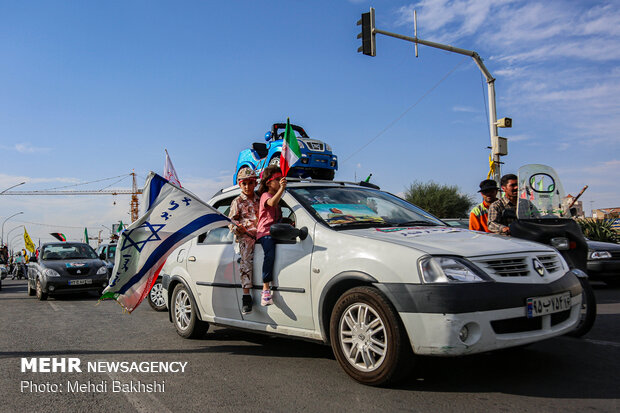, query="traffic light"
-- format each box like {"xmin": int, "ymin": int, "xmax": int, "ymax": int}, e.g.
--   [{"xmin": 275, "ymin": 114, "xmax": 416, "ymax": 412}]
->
[{"xmin": 357, "ymin": 8, "xmax": 376, "ymax": 56}]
